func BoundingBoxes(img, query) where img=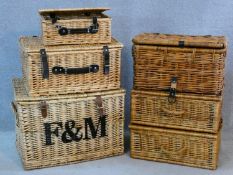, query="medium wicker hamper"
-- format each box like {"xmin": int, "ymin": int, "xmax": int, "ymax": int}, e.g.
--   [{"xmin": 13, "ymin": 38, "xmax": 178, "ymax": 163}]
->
[
  {"xmin": 39, "ymin": 8, "xmax": 111, "ymax": 46},
  {"xmin": 20, "ymin": 36, "xmax": 123, "ymax": 96},
  {"xmin": 133, "ymin": 33, "xmax": 227, "ymax": 95},
  {"xmin": 131, "ymin": 90, "xmax": 222, "ymax": 133},
  {"xmin": 12, "ymin": 78, "xmax": 125, "ymax": 170},
  {"xmin": 130, "ymin": 124, "xmax": 221, "ymax": 170}
]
